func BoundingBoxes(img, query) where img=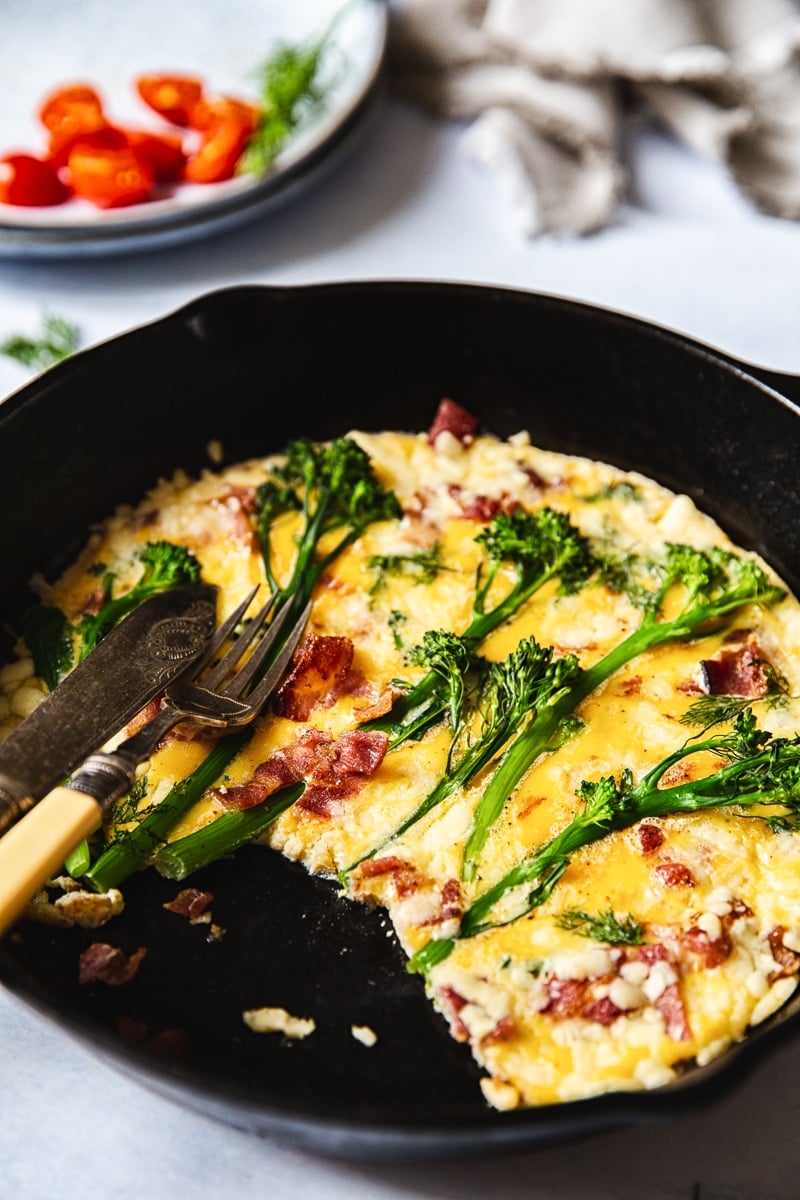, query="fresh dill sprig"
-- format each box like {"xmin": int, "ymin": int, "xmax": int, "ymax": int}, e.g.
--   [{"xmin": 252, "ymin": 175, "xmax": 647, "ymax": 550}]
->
[
  {"xmin": 584, "ymin": 481, "xmax": 643, "ymax": 504},
  {"xmin": 388, "ymin": 609, "xmax": 407, "ymax": 650},
  {"xmin": 1, "ymin": 314, "xmax": 80, "ymax": 371},
  {"xmin": 680, "ymin": 691, "xmax": 788, "ymax": 730},
  {"xmin": 106, "ymin": 774, "xmax": 156, "ymax": 843},
  {"xmin": 368, "ymin": 543, "xmax": 445, "ymax": 595},
  {"xmin": 557, "ymin": 908, "xmax": 645, "ymax": 945},
  {"xmin": 238, "ymin": 1, "xmax": 357, "ymax": 175}
]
